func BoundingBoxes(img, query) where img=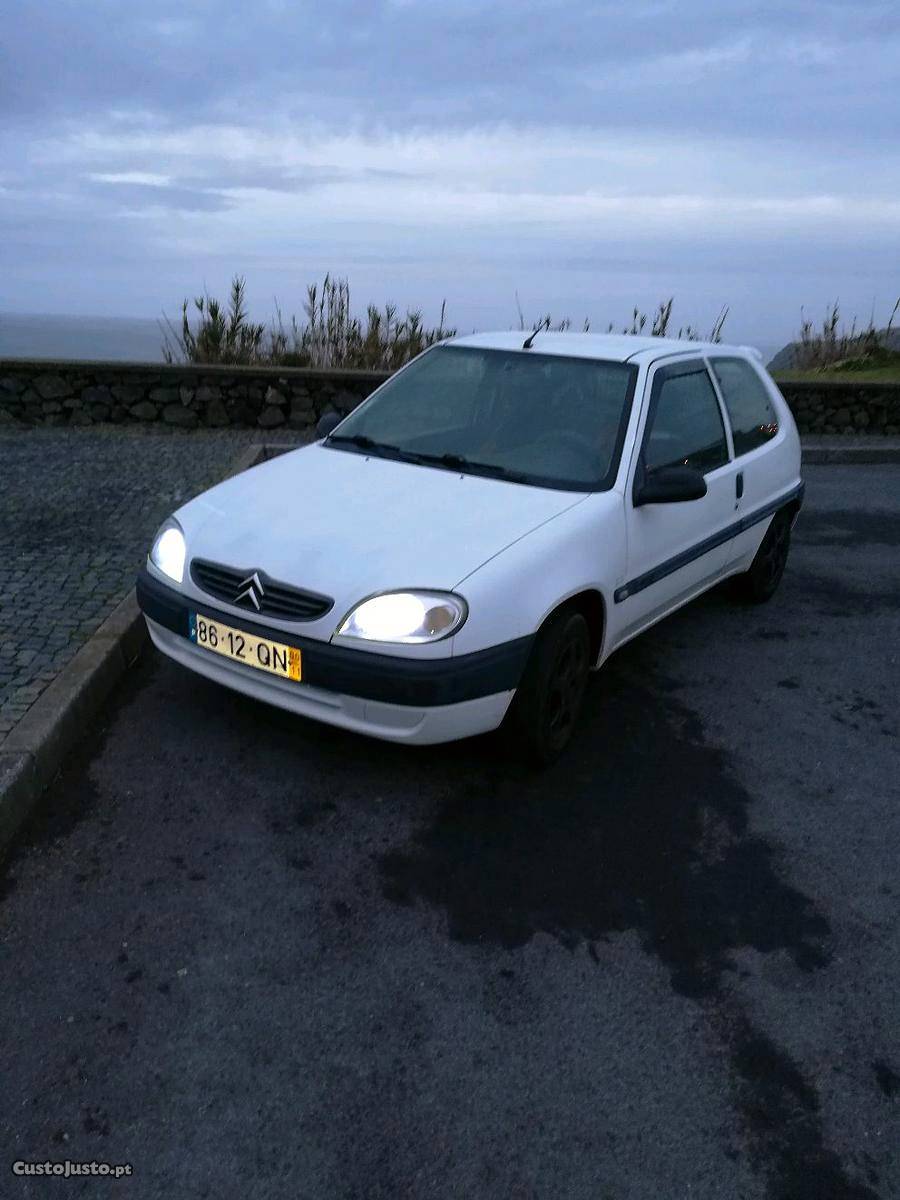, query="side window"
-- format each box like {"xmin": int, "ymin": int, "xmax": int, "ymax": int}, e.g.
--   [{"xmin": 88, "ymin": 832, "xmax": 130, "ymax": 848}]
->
[
  {"xmin": 710, "ymin": 357, "xmax": 779, "ymax": 456},
  {"xmin": 644, "ymin": 367, "xmax": 729, "ymax": 474}
]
